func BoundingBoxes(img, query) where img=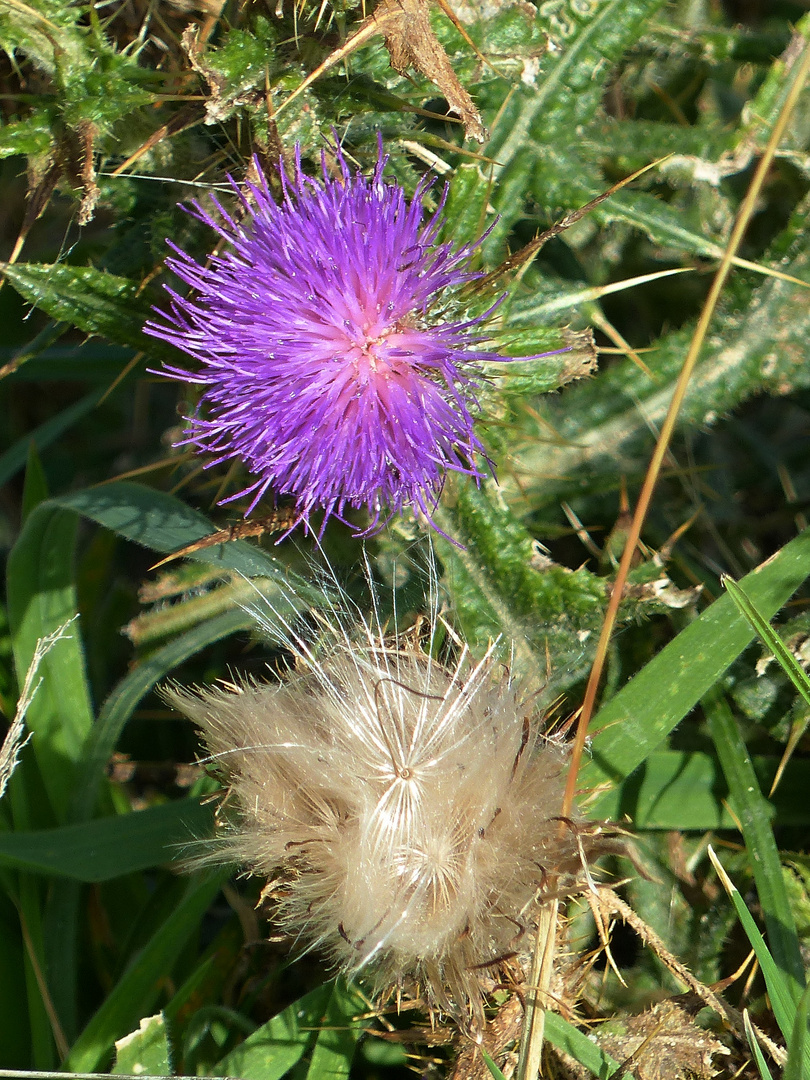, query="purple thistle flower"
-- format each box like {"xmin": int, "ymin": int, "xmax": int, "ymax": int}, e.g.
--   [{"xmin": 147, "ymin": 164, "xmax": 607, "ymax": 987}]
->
[{"xmin": 145, "ymin": 138, "xmax": 509, "ymax": 536}]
